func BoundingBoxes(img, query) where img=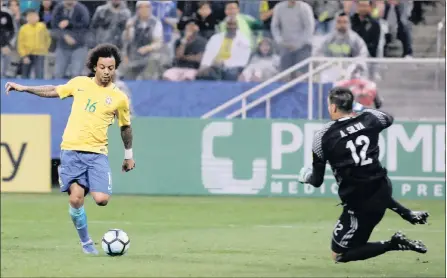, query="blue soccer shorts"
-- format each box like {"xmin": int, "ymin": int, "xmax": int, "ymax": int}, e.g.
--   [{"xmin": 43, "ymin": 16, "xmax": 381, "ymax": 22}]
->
[{"xmin": 58, "ymin": 150, "xmax": 112, "ymax": 195}]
